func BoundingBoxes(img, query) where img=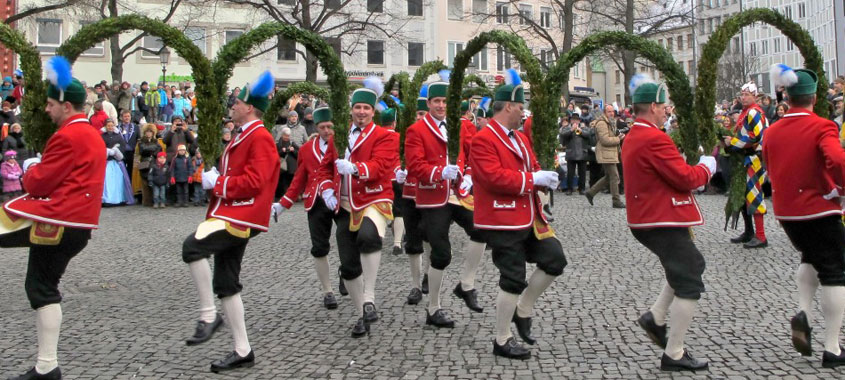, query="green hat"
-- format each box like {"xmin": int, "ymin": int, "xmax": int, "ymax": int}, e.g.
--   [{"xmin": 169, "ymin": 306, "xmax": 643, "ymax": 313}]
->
[
  {"xmin": 351, "ymin": 76, "xmax": 384, "ymax": 107},
  {"xmin": 427, "ymin": 70, "xmax": 451, "ymax": 100},
  {"xmin": 416, "ymin": 97, "xmax": 428, "ymax": 112},
  {"xmin": 313, "ymin": 106, "xmax": 332, "ymax": 125},
  {"xmin": 474, "ymin": 97, "xmax": 492, "ymax": 118},
  {"xmin": 380, "ymin": 107, "xmax": 397, "ymax": 124},
  {"xmin": 460, "ymin": 100, "xmax": 469, "ymax": 111},
  {"xmin": 630, "ymin": 74, "xmax": 666, "ymax": 104},
  {"xmin": 47, "ymin": 78, "xmax": 86, "ymax": 105},
  {"xmin": 494, "ymin": 69, "xmax": 525, "ymax": 103},
  {"xmin": 45, "ymin": 56, "xmax": 86, "ymax": 105},
  {"xmin": 237, "ymin": 71, "xmax": 274, "ymax": 112},
  {"xmin": 788, "ymin": 69, "xmax": 818, "ymax": 97}
]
